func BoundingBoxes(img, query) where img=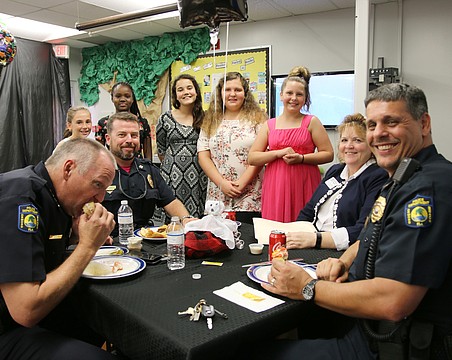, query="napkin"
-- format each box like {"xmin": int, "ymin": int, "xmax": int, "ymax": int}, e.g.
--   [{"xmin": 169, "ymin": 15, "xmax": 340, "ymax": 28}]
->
[
  {"xmin": 252, "ymin": 218, "xmax": 316, "ymax": 244},
  {"xmin": 184, "ymin": 215, "xmax": 237, "ymax": 249},
  {"xmin": 213, "ymin": 281, "xmax": 284, "ymax": 312}
]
